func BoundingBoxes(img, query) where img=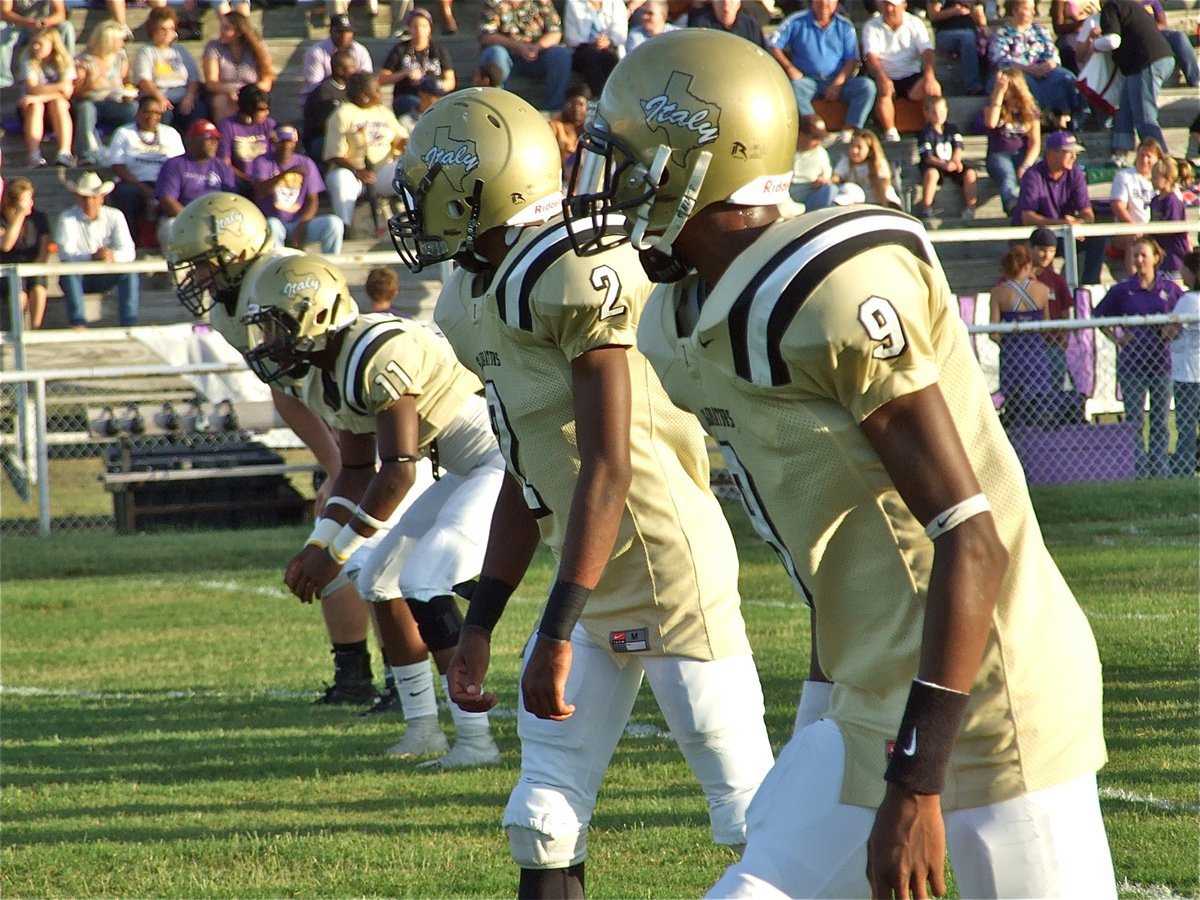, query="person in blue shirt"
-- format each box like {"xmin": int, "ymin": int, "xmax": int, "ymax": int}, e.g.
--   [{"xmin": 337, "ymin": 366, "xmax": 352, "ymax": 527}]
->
[{"xmin": 767, "ymin": 0, "xmax": 877, "ymax": 141}]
